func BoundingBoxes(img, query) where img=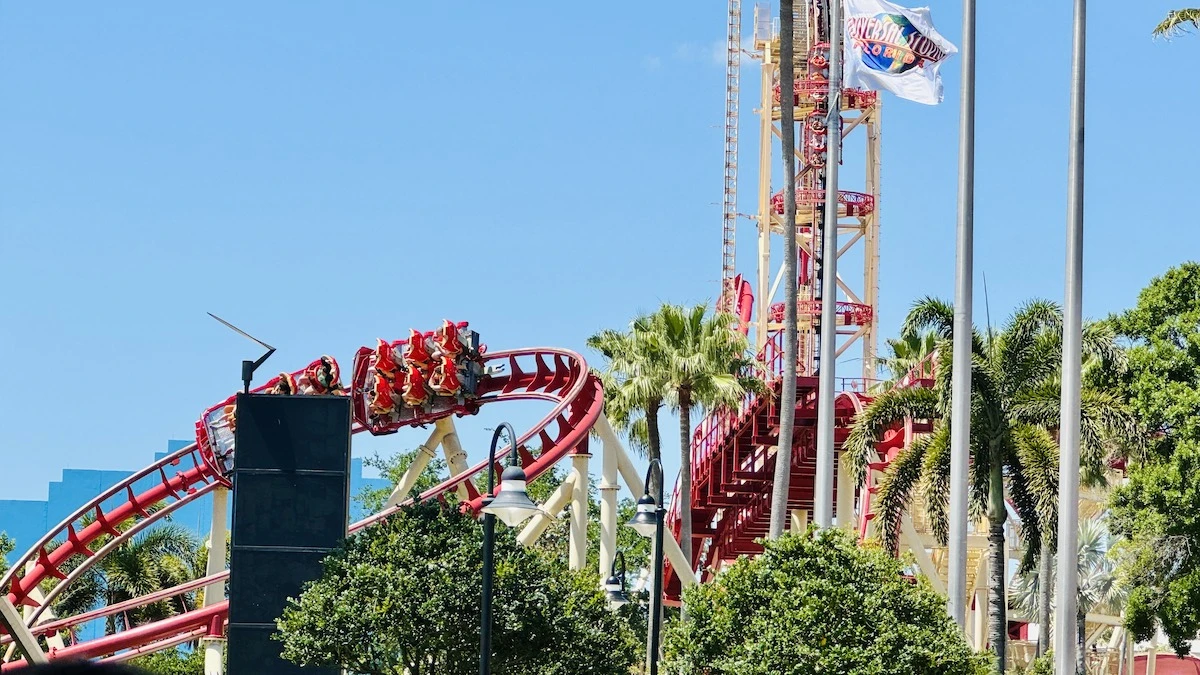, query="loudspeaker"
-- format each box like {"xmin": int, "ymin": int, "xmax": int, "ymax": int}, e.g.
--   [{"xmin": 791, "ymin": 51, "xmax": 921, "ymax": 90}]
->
[{"xmin": 226, "ymin": 393, "xmax": 351, "ymax": 675}]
